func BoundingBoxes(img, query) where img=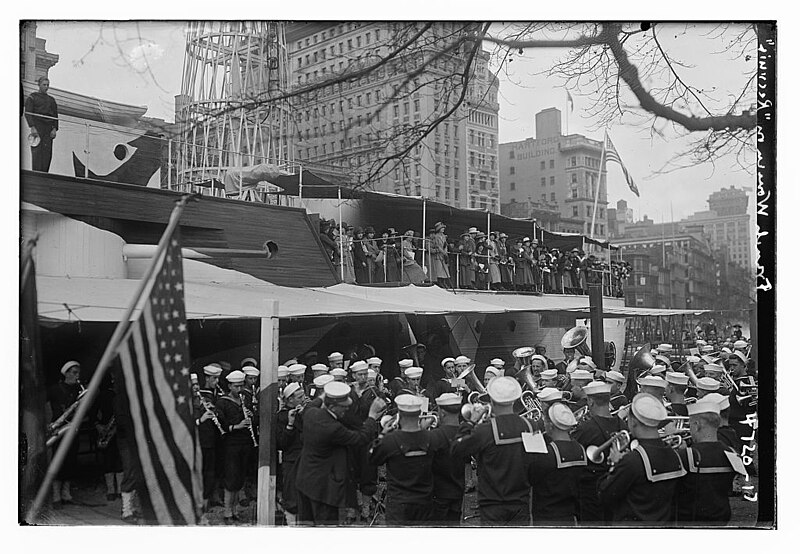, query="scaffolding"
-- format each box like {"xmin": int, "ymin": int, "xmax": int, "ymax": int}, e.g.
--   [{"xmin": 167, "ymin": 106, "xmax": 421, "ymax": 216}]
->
[{"xmin": 176, "ymin": 22, "xmax": 294, "ymax": 188}]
